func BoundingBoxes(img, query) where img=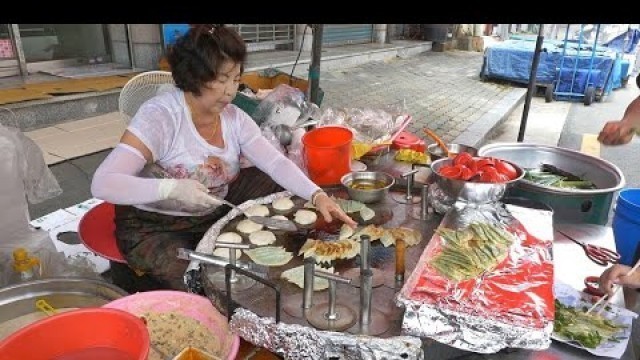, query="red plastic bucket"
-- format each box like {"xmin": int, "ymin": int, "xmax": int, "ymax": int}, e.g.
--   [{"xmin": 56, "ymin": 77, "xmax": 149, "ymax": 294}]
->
[
  {"xmin": 0, "ymin": 308, "xmax": 149, "ymax": 360},
  {"xmin": 302, "ymin": 126, "xmax": 353, "ymax": 186}
]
